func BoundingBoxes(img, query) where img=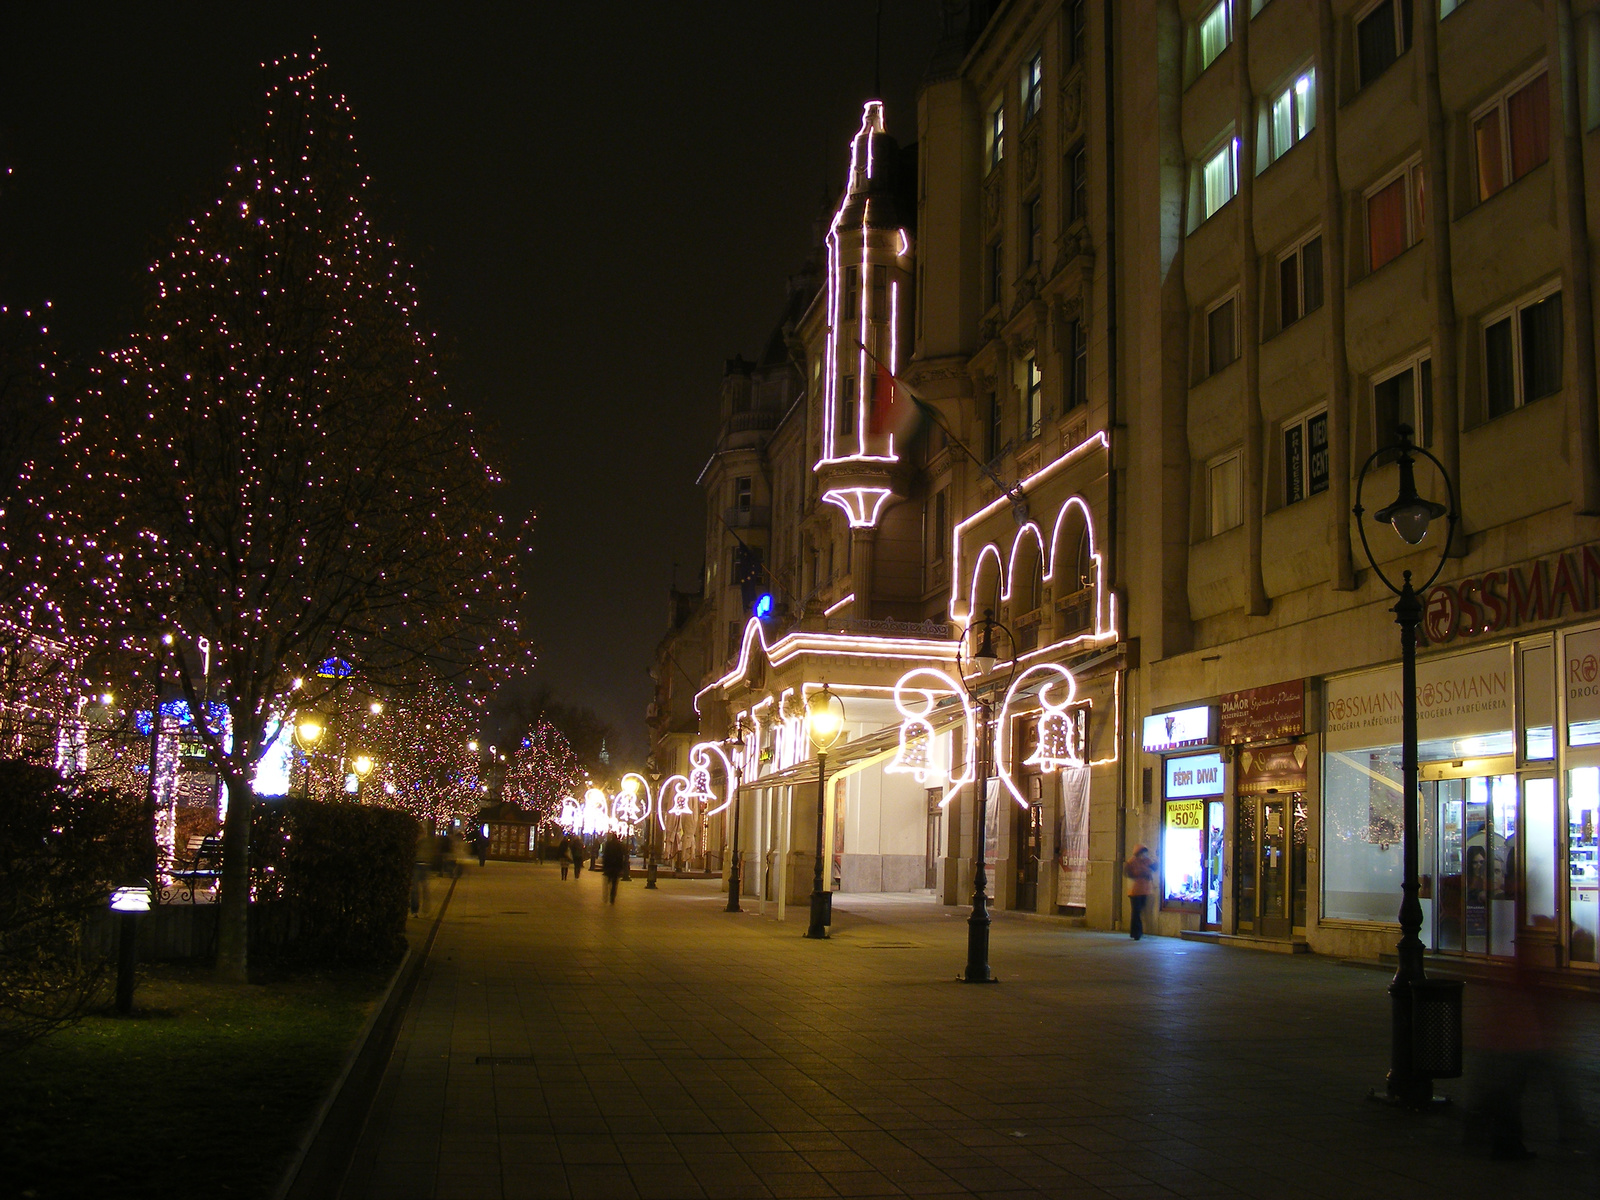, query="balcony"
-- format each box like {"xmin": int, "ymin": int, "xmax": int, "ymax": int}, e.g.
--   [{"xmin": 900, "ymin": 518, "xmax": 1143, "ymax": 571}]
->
[
  {"xmin": 722, "ymin": 506, "xmax": 771, "ymax": 530},
  {"xmin": 727, "ymin": 408, "xmax": 780, "ymax": 434}
]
